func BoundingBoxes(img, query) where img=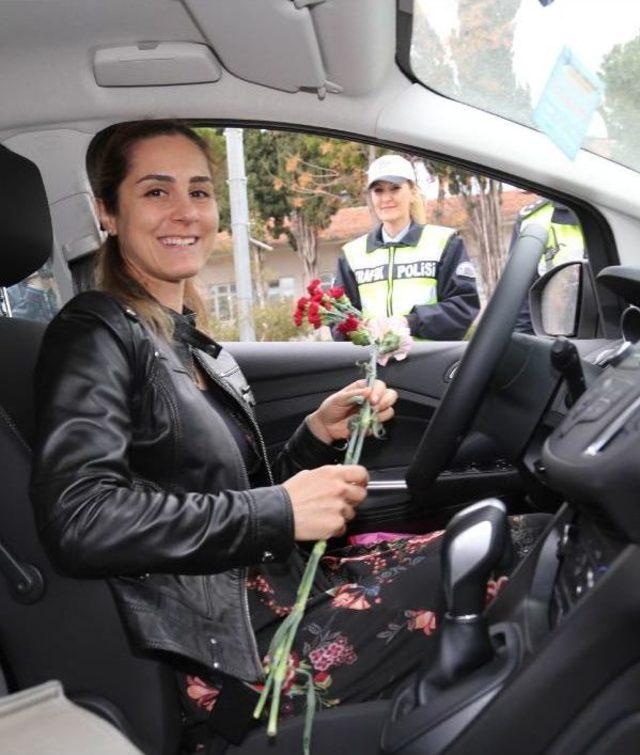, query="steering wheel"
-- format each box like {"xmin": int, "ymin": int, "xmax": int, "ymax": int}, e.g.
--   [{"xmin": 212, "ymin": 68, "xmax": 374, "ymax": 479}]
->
[{"xmin": 405, "ymin": 223, "xmax": 549, "ymax": 499}]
